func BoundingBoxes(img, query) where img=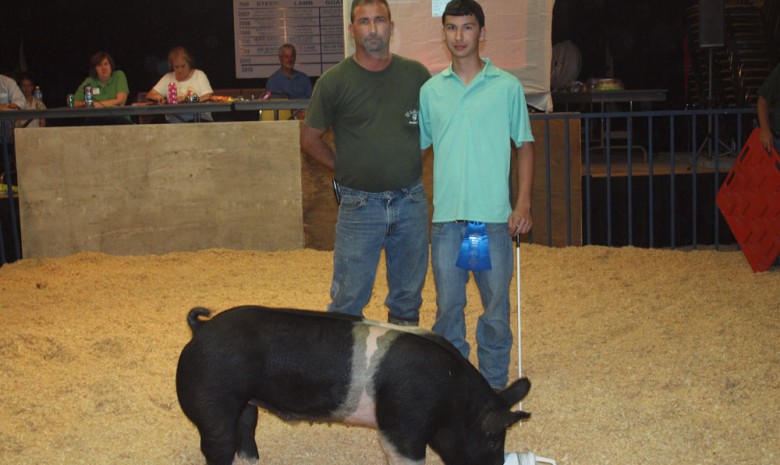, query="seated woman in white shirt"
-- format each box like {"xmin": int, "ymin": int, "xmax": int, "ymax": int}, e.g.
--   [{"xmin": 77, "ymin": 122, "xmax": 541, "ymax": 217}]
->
[{"xmin": 146, "ymin": 47, "xmax": 214, "ymax": 123}]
